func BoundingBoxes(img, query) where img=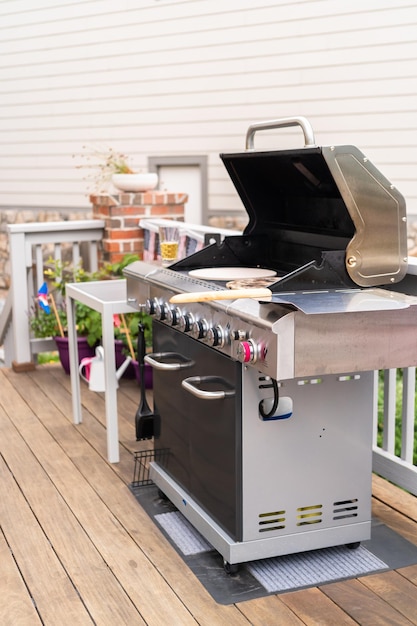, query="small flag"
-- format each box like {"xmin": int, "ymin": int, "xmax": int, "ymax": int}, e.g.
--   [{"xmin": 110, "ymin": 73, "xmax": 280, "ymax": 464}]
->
[{"xmin": 37, "ymin": 282, "xmax": 50, "ymax": 314}]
